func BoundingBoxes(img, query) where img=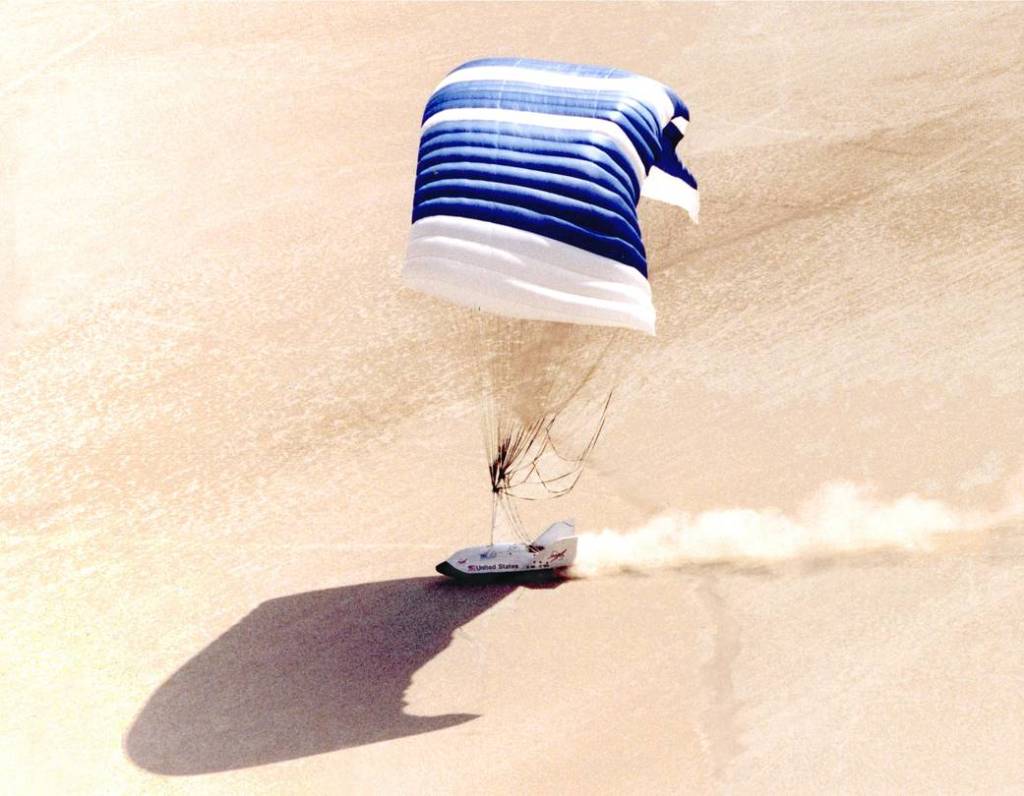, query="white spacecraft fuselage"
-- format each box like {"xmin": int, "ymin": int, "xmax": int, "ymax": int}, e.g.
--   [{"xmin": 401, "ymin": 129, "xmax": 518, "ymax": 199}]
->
[{"xmin": 436, "ymin": 520, "xmax": 577, "ymax": 579}]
